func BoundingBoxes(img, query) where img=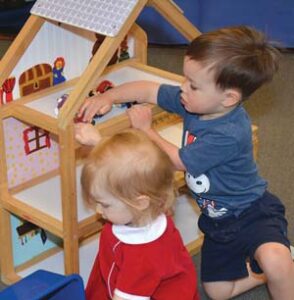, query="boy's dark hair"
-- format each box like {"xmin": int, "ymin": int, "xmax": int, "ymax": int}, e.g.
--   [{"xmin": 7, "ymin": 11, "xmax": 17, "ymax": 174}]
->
[{"xmin": 186, "ymin": 26, "xmax": 280, "ymax": 100}]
